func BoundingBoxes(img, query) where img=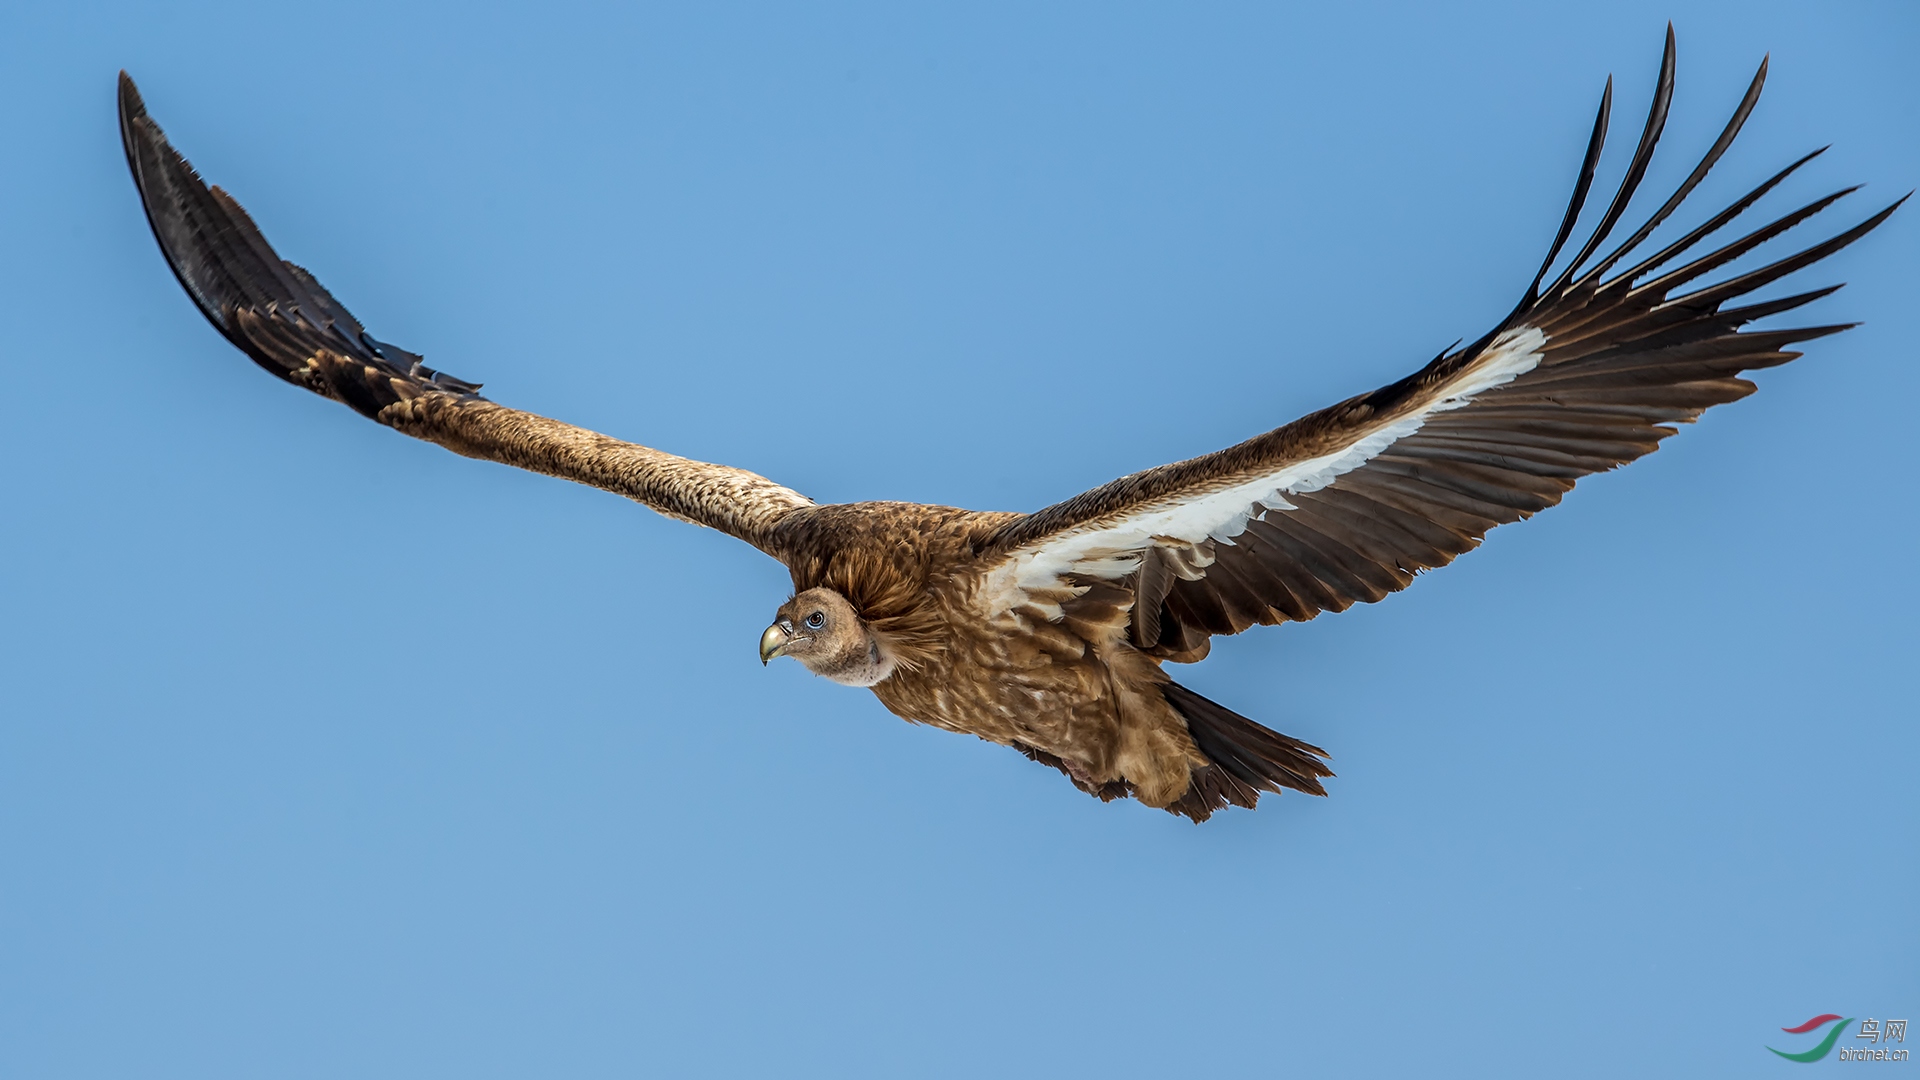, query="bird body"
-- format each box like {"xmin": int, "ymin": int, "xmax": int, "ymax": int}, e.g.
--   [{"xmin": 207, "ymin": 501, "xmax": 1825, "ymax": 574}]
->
[
  {"xmin": 764, "ymin": 500, "xmax": 1305, "ymax": 815},
  {"xmin": 117, "ymin": 29, "xmax": 1900, "ymax": 822}
]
